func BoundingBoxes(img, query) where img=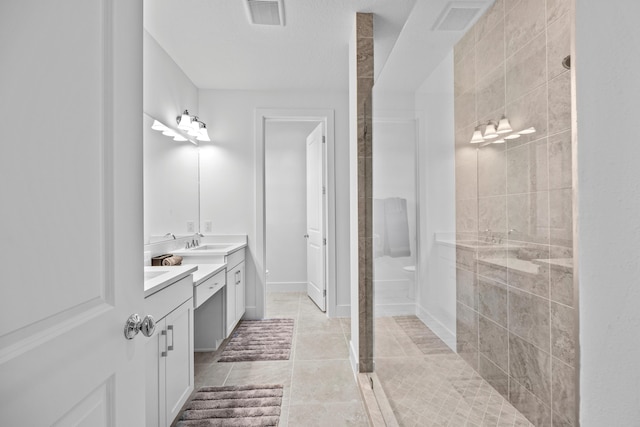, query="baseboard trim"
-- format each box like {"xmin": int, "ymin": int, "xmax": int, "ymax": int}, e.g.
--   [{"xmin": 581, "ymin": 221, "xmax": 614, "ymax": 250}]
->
[
  {"xmin": 244, "ymin": 306, "xmax": 259, "ymax": 320},
  {"xmin": 349, "ymin": 339, "xmax": 359, "ymax": 375},
  {"xmin": 415, "ymin": 304, "xmax": 456, "ymax": 351},
  {"xmin": 375, "ymin": 303, "xmax": 416, "ymax": 317},
  {"xmin": 267, "ymin": 281, "xmax": 306, "ymax": 292},
  {"xmin": 335, "ymin": 304, "xmax": 351, "ymax": 317}
]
